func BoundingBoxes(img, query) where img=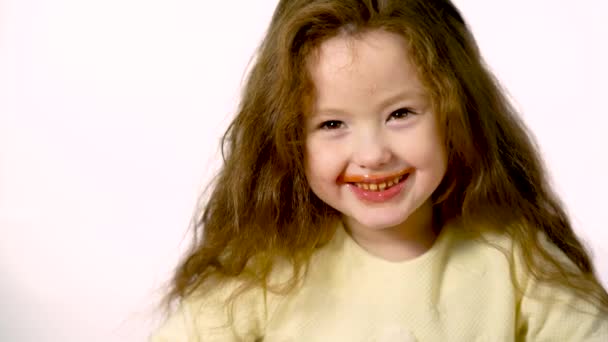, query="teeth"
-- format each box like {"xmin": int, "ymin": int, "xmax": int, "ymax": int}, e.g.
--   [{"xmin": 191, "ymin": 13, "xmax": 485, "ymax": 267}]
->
[{"xmin": 352, "ymin": 174, "xmax": 407, "ymax": 192}]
